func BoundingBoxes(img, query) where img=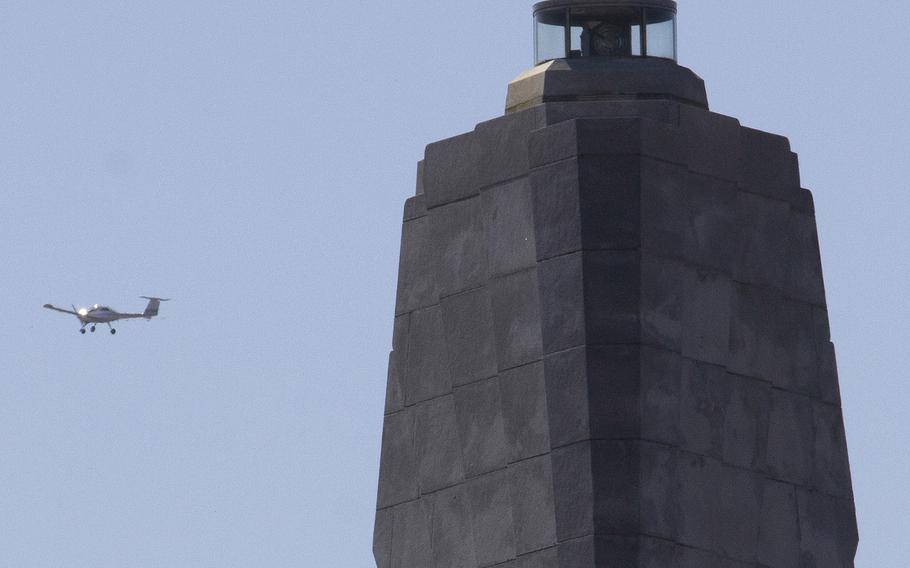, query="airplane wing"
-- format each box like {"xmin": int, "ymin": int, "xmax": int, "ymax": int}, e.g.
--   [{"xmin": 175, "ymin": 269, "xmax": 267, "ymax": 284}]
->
[{"xmin": 43, "ymin": 304, "xmax": 78, "ymax": 316}]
